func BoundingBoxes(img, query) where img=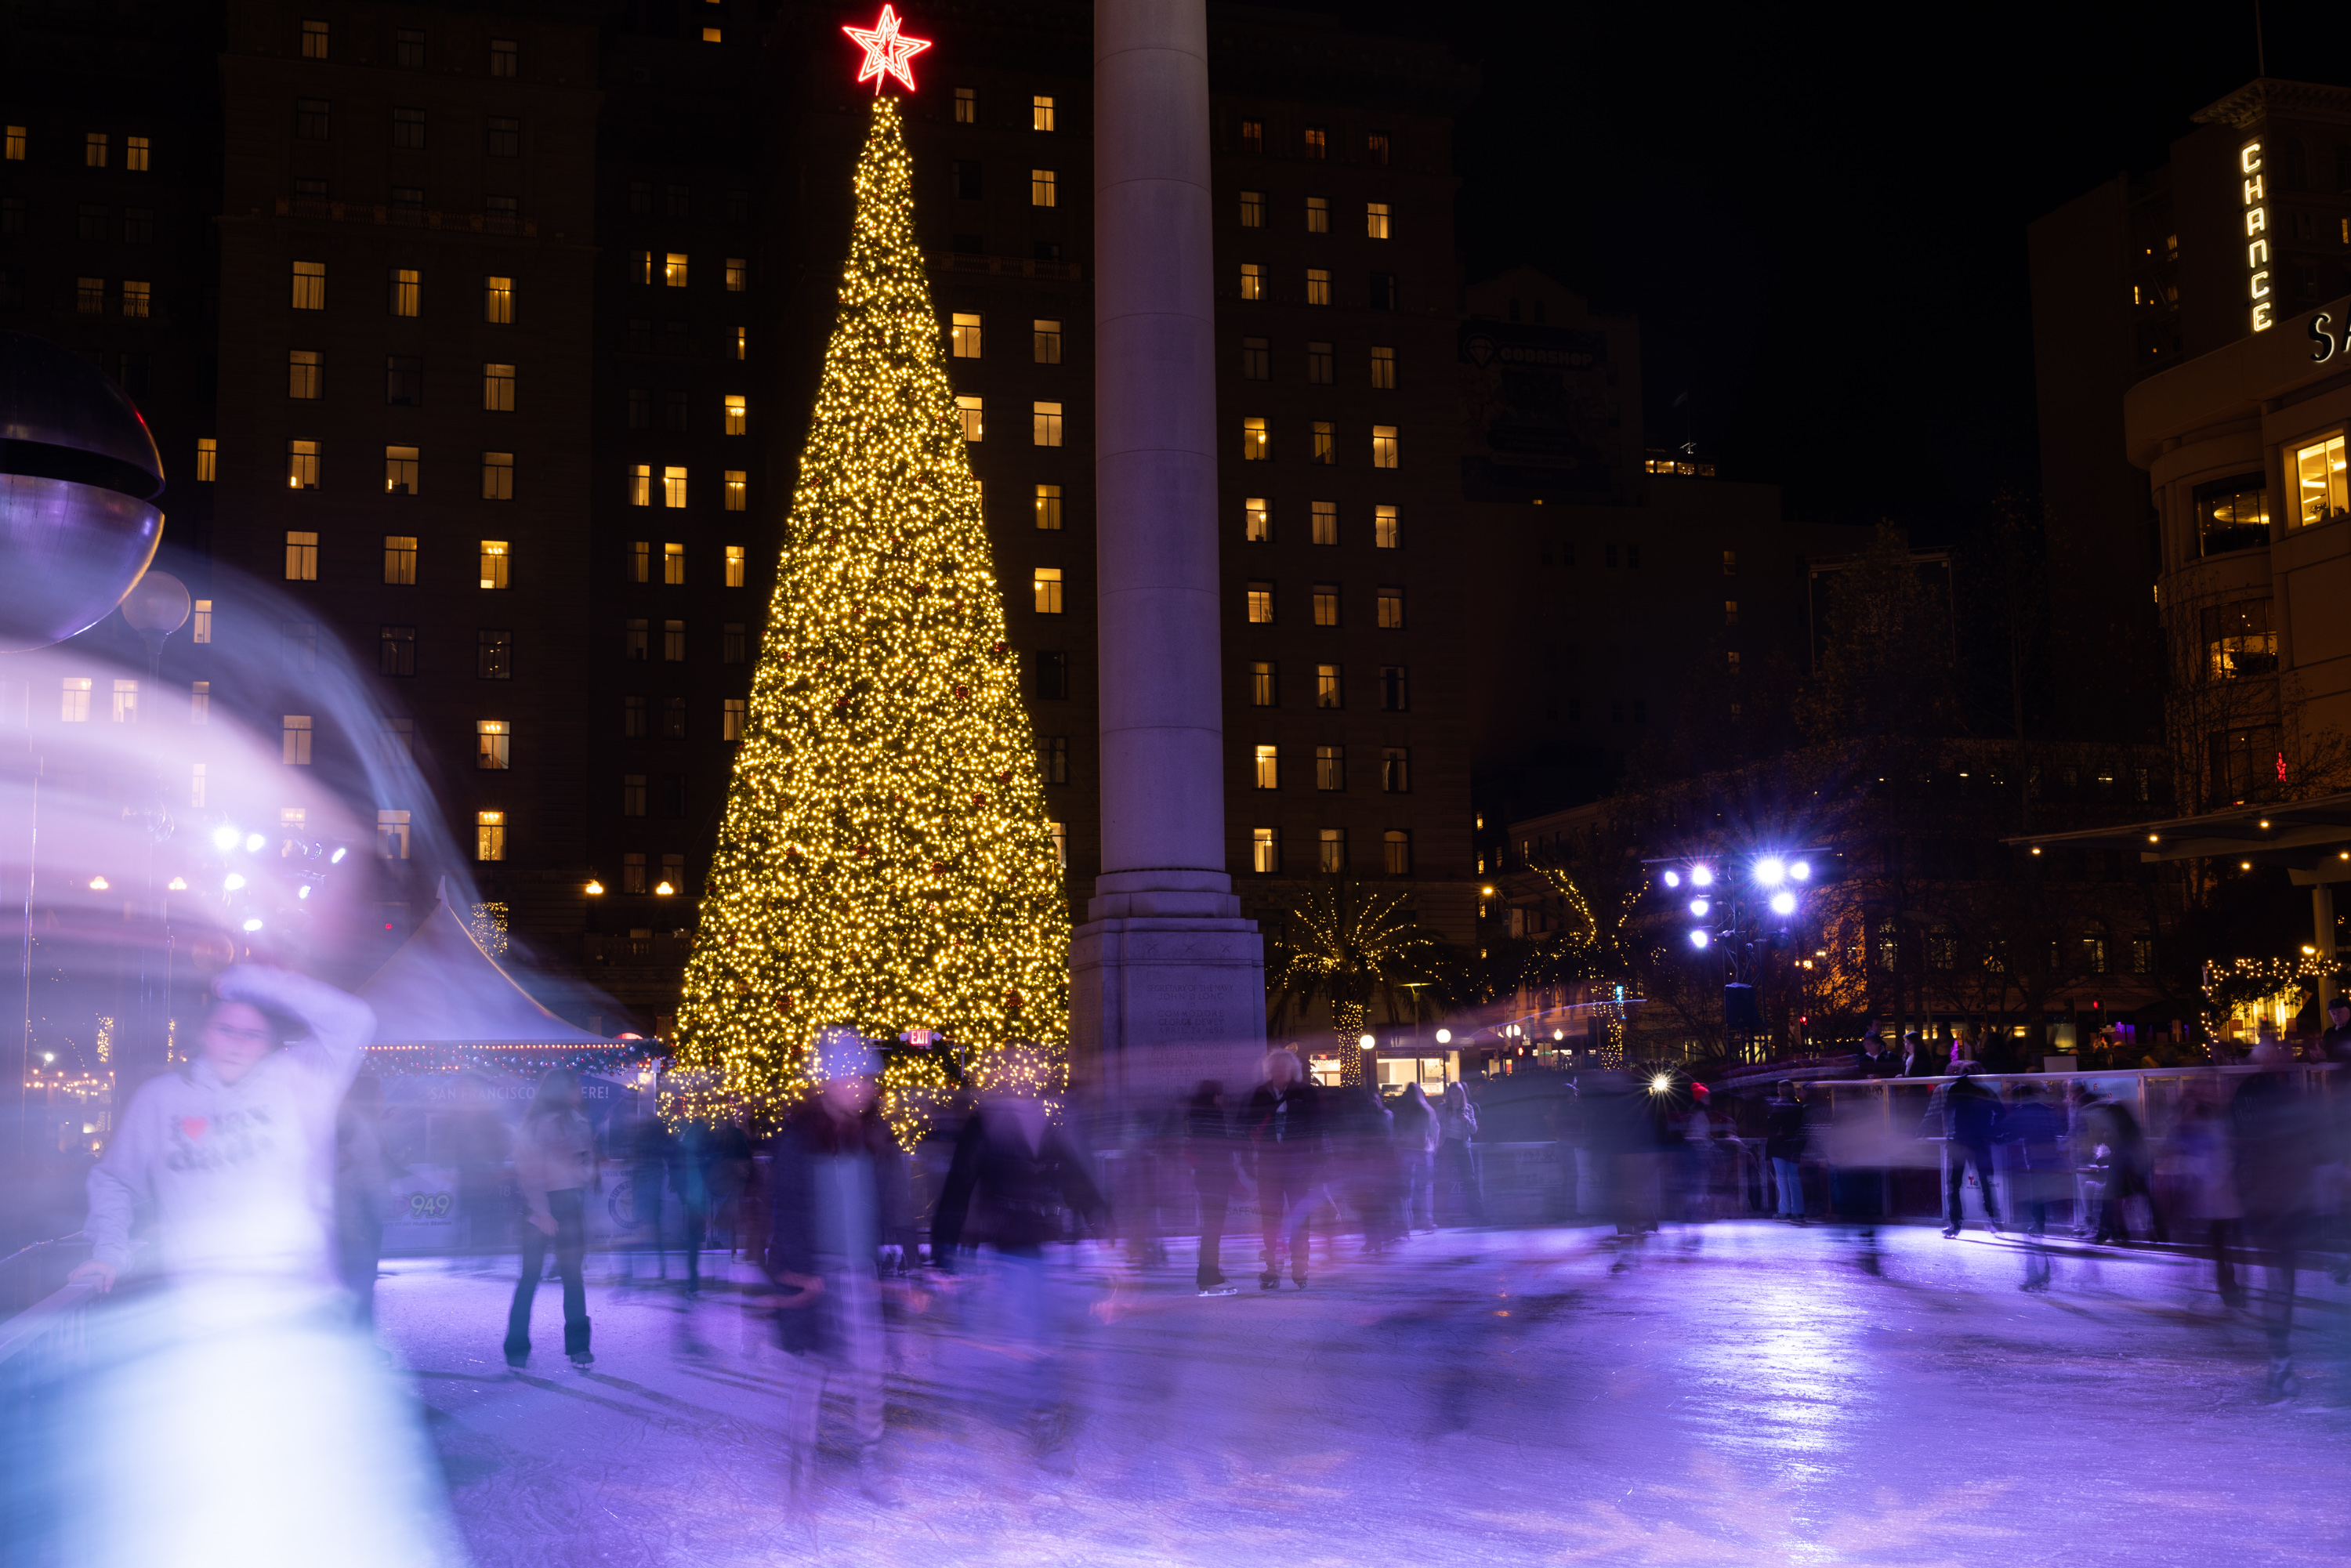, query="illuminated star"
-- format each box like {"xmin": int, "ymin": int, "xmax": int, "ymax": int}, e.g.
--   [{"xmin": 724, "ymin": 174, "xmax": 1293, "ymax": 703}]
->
[{"xmin": 842, "ymin": 5, "xmax": 932, "ymax": 94}]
